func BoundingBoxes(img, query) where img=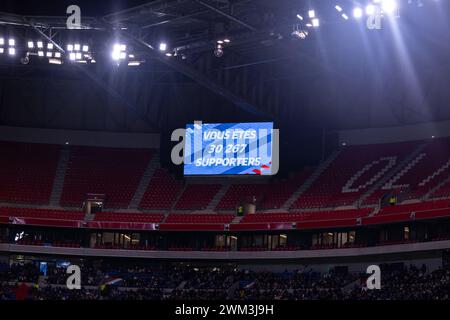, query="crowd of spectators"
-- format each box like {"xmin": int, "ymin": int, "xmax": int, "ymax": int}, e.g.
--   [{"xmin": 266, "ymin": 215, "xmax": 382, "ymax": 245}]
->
[{"xmin": 0, "ymin": 261, "xmax": 449, "ymax": 300}]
